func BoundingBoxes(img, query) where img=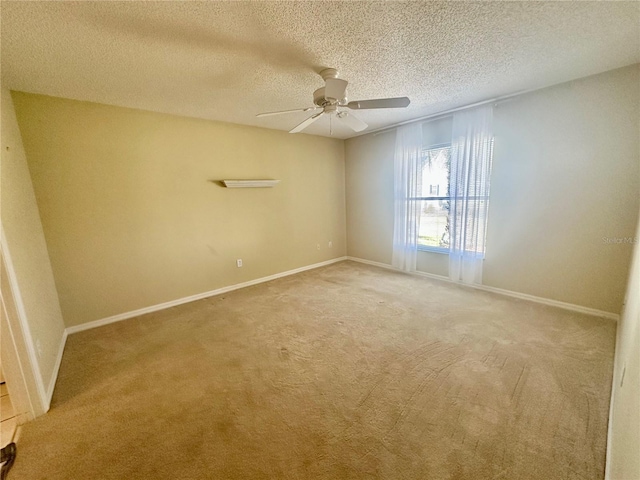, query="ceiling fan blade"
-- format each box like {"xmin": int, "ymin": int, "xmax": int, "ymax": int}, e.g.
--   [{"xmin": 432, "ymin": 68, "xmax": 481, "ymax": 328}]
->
[
  {"xmin": 256, "ymin": 107, "xmax": 318, "ymax": 117},
  {"xmin": 290, "ymin": 111, "xmax": 325, "ymax": 133},
  {"xmin": 325, "ymin": 78, "xmax": 348, "ymax": 101},
  {"xmin": 336, "ymin": 112, "xmax": 368, "ymax": 132},
  {"xmin": 346, "ymin": 97, "xmax": 410, "ymax": 110}
]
